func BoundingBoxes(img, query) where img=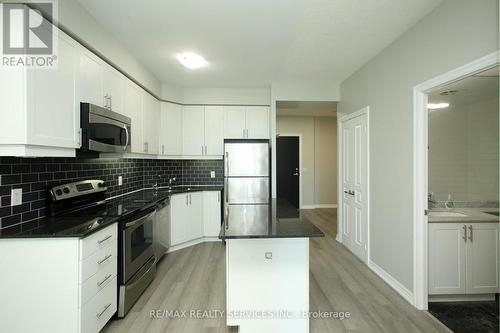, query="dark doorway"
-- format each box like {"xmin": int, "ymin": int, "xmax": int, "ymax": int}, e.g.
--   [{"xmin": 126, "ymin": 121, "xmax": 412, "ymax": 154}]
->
[{"xmin": 276, "ymin": 136, "xmax": 300, "ymax": 208}]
